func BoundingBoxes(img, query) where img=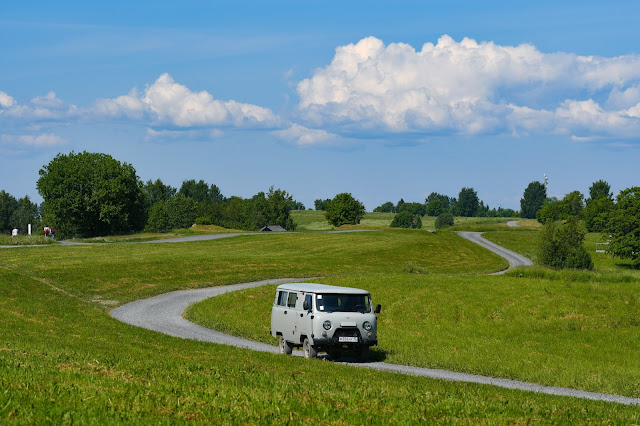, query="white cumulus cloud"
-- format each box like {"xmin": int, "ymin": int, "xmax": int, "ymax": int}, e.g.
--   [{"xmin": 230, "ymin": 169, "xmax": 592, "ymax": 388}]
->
[
  {"xmin": 1, "ymin": 132, "xmax": 66, "ymax": 147},
  {"xmin": 0, "ymin": 91, "xmax": 15, "ymax": 108},
  {"xmin": 296, "ymin": 35, "xmax": 640, "ymax": 140},
  {"xmin": 96, "ymin": 73, "xmax": 280, "ymax": 128},
  {"xmin": 272, "ymin": 124, "xmax": 337, "ymax": 146}
]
